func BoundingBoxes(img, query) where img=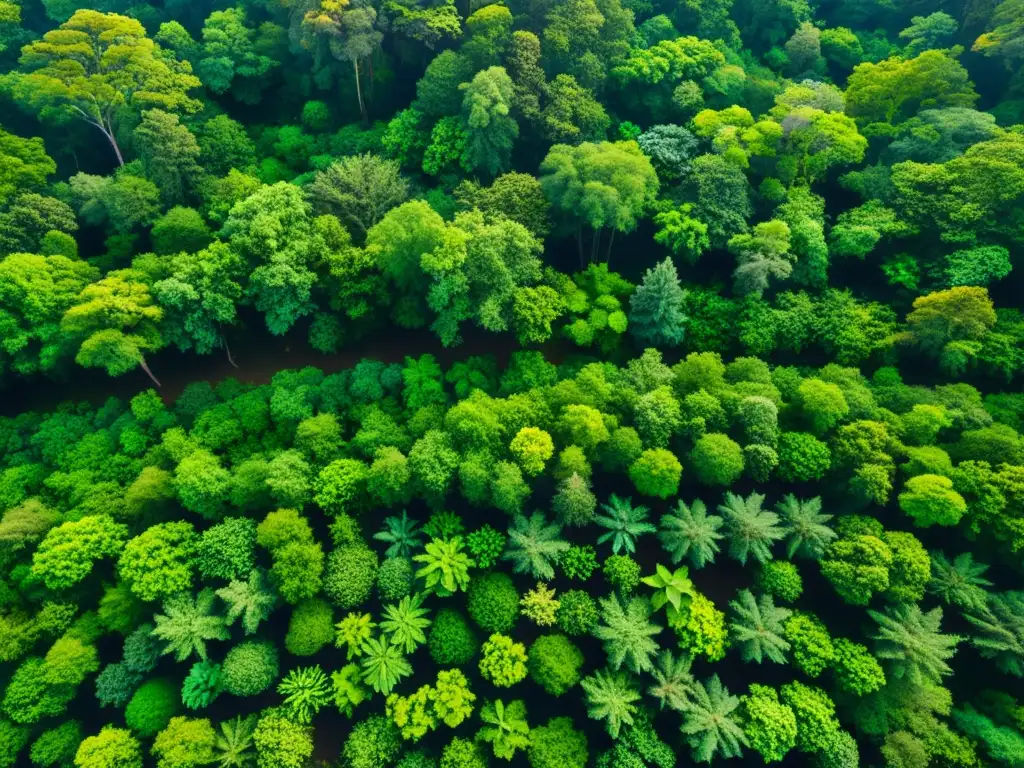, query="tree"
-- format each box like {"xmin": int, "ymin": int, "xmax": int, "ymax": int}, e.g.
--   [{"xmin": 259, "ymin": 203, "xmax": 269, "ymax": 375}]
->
[
  {"xmin": 688, "ymin": 154, "xmax": 752, "ymax": 248},
  {"xmin": 539, "ymin": 74, "xmax": 610, "ymax": 144},
  {"xmin": 928, "ymin": 551, "xmax": 992, "ymax": 611},
  {"xmin": 151, "ymin": 590, "xmax": 229, "ymax": 663},
  {"xmin": 595, "ymin": 495, "xmax": 656, "ymax": 555},
  {"xmin": 503, "ymin": 512, "xmax": 569, "ymax": 580},
  {"xmin": 61, "ymin": 270, "xmax": 164, "ymax": 386},
  {"xmin": 0, "ymin": 128, "xmax": 55, "ymax": 205},
  {"xmin": 742, "ymin": 685, "xmax": 797, "ymax": 763},
  {"xmin": 221, "ymin": 183, "xmax": 329, "ymax": 336},
  {"xmin": 381, "ymin": 594, "xmax": 431, "ymax": 654},
  {"xmin": 153, "ymin": 243, "xmax": 243, "ymax": 364},
  {"xmin": 278, "ymin": 666, "xmax": 332, "ymax": 724},
  {"xmin": 509, "ymin": 427, "xmax": 554, "ymax": 476},
  {"xmin": 460, "ymin": 67, "xmax": 518, "ymax": 176},
  {"xmin": 718, "ymin": 491, "xmax": 786, "ymax": 565},
  {"xmin": 307, "ymin": 155, "xmax": 409, "ymax": 241},
  {"xmin": 899, "ymin": 474, "xmax": 968, "ymax": 527},
  {"xmin": 844, "ymin": 50, "xmax": 977, "ymax": 125},
  {"xmin": 540, "ymin": 141, "xmax": 659, "ymax": 264},
  {"xmin": 360, "ymin": 636, "xmax": 413, "ymax": 695},
  {"xmin": 414, "ymin": 538, "xmax": 473, "ymax": 596},
  {"xmin": 964, "ymin": 592, "xmax": 1024, "ymax": 677},
  {"xmin": 728, "ymin": 220, "xmax": 793, "ymax": 297},
  {"xmin": 0, "ymin": 253, "xmax": 97, "ymax": 379},
  {"xmin": 478, "ymin": 633, "xmax": 528, "ymax": 687},
  {"xmin": 133, "ymin": 110, "xmax": 201, "ymax": 204},
  {"xmin": 629, "ymin": 258, "xmax": 687, "ymax": 347},
  {"xmin": 12, "ymin": 11, "xmax": 200, "ymax": 166},
  {"xmin": 477, "ymin": 699, "xmax": 530, "ymax": 760},
  {"xmin": 301, "ymin": 0, "xmax": 382, "ymax": 121},
  {"xmin": 729, "ymin": 590, "xmax": 791, "ymax": 664},
  {"xmin": 690, "ymin": 434, "xmax": 745, "ymax": 486},
  {"xmin": 74, "ymin": 727, "xmax": 141, "ymax": 768},
  {"xmin": 151, "ymin": 717, "xmax": 216, "ymax": 768},
  {"xmin": 580, "ymin": 668, "xmax": 639, "ymax": 738},
  {"xmin": 150, "ymin": 207, "xmax": 213, "ymax": 255},
  {"xmin": 253, "ymin": 710, "xmax": 313, "ymax": 768},
  {"xmin": 31, "ymin": 515, "xmax": 127, "ymax": 590},
  {"xmin": 629, "ymin": 448, "xmax": 682, "ymax": 499},
  {"xmin": 658, "ymin": 499, "xmax": 724, "ymax": 569},
  {"xmin": 680, "ymin": 676, "xmax": 748, "ymax": 763},
  {"xmin": 119, "ymin": 521, "xmax": 198, "ymax": 602},
  {"xmin": 195, "ymin": 8, "xmax": 276, "ymax": 101},
  {"xmin": 869, "ymin": 604, "xmax": 962, "ymax": 685},
  {"xmin": 821, "ymin": 534, "xmax": 893, "ymax": 605},
  {"xmin": 593, "ymin": 595, "xmax": 662, "ymax": 673},
  {"xmin": 213, "ymin": 716, "xmax": 256, "ymax": 768},
  {"xmin": 776, "ymin": 494, "xmax": 835, "ymax": 559},
  {"xmin": 527, "ymin": 717, "xmax": 588, "ymax": 768},
  {"xmin": 216, "ymin": 569, "xmax": 276, "ymax": 635},
  {"xmin": 642, "ymin": 564, "xmax": 695, "ymax": 623},
  {"xmin": 903, "ymin": 287, "xmax": 996, "ymax": 369}
]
